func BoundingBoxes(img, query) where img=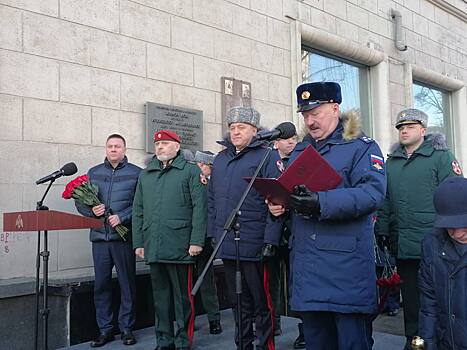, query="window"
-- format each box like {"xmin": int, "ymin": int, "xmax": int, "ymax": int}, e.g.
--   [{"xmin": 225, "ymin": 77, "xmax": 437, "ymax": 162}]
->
[
  {"xmin": 301, "ymin": 47, "xmax": 371, "ymax": 134},
  {"xmin": 412, "ymin": 82, "xmax": 451, "ymax": 142}
]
